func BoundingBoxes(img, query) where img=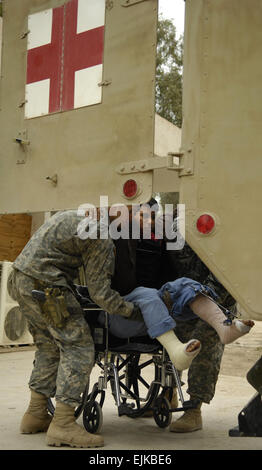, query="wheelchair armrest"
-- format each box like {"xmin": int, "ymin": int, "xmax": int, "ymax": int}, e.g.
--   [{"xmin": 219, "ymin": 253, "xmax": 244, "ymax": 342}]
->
[
  {"xmin": 74, "ymin": 284, "xmax": 102, "ymax": 309},
  {"xmin": 32, "ymin": 289, "xmax": 46, "ymax": 302},
  {"xmin": 74, "ymin": 284, "xmax": 90, "ymax": 298},
  {"xmin": 82, "ymin": 302, "xmax": 102, "ymax": 310}
]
